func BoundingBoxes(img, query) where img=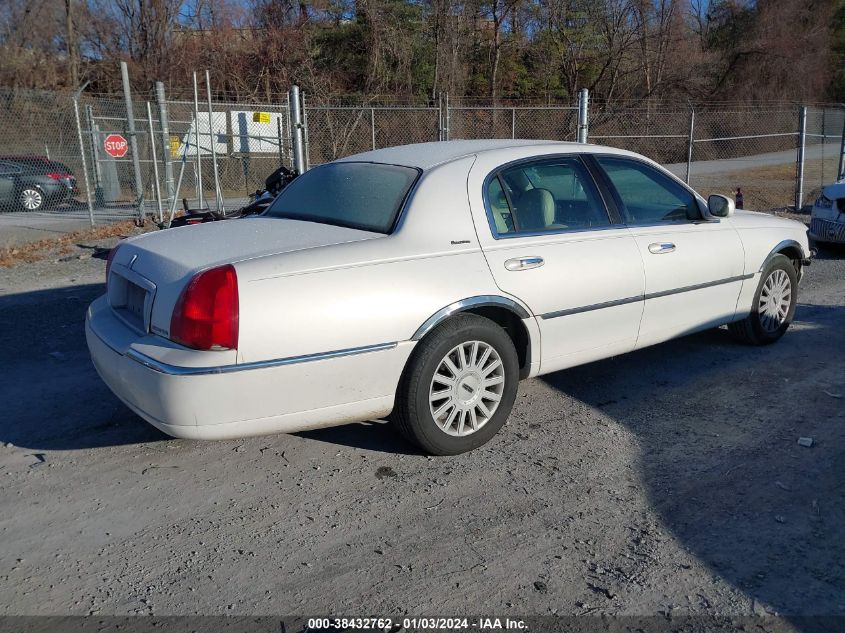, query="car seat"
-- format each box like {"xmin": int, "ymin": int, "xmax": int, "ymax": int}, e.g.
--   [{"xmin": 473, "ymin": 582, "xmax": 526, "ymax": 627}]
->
[{"xmin": 515, "ymin": 188, "xmax": 555, "ymax": 231}]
